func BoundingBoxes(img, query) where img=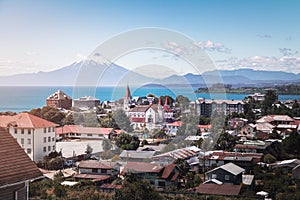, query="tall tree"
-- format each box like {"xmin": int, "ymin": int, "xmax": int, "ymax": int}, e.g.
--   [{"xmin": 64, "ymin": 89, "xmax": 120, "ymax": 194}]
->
[
  {"xmin": 112, "ymin": 109, "xmax": 133, "ymax": 132},
  {"xmin": 30, "ymin": 106, "xmax": 65, "ymax": 125}
]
